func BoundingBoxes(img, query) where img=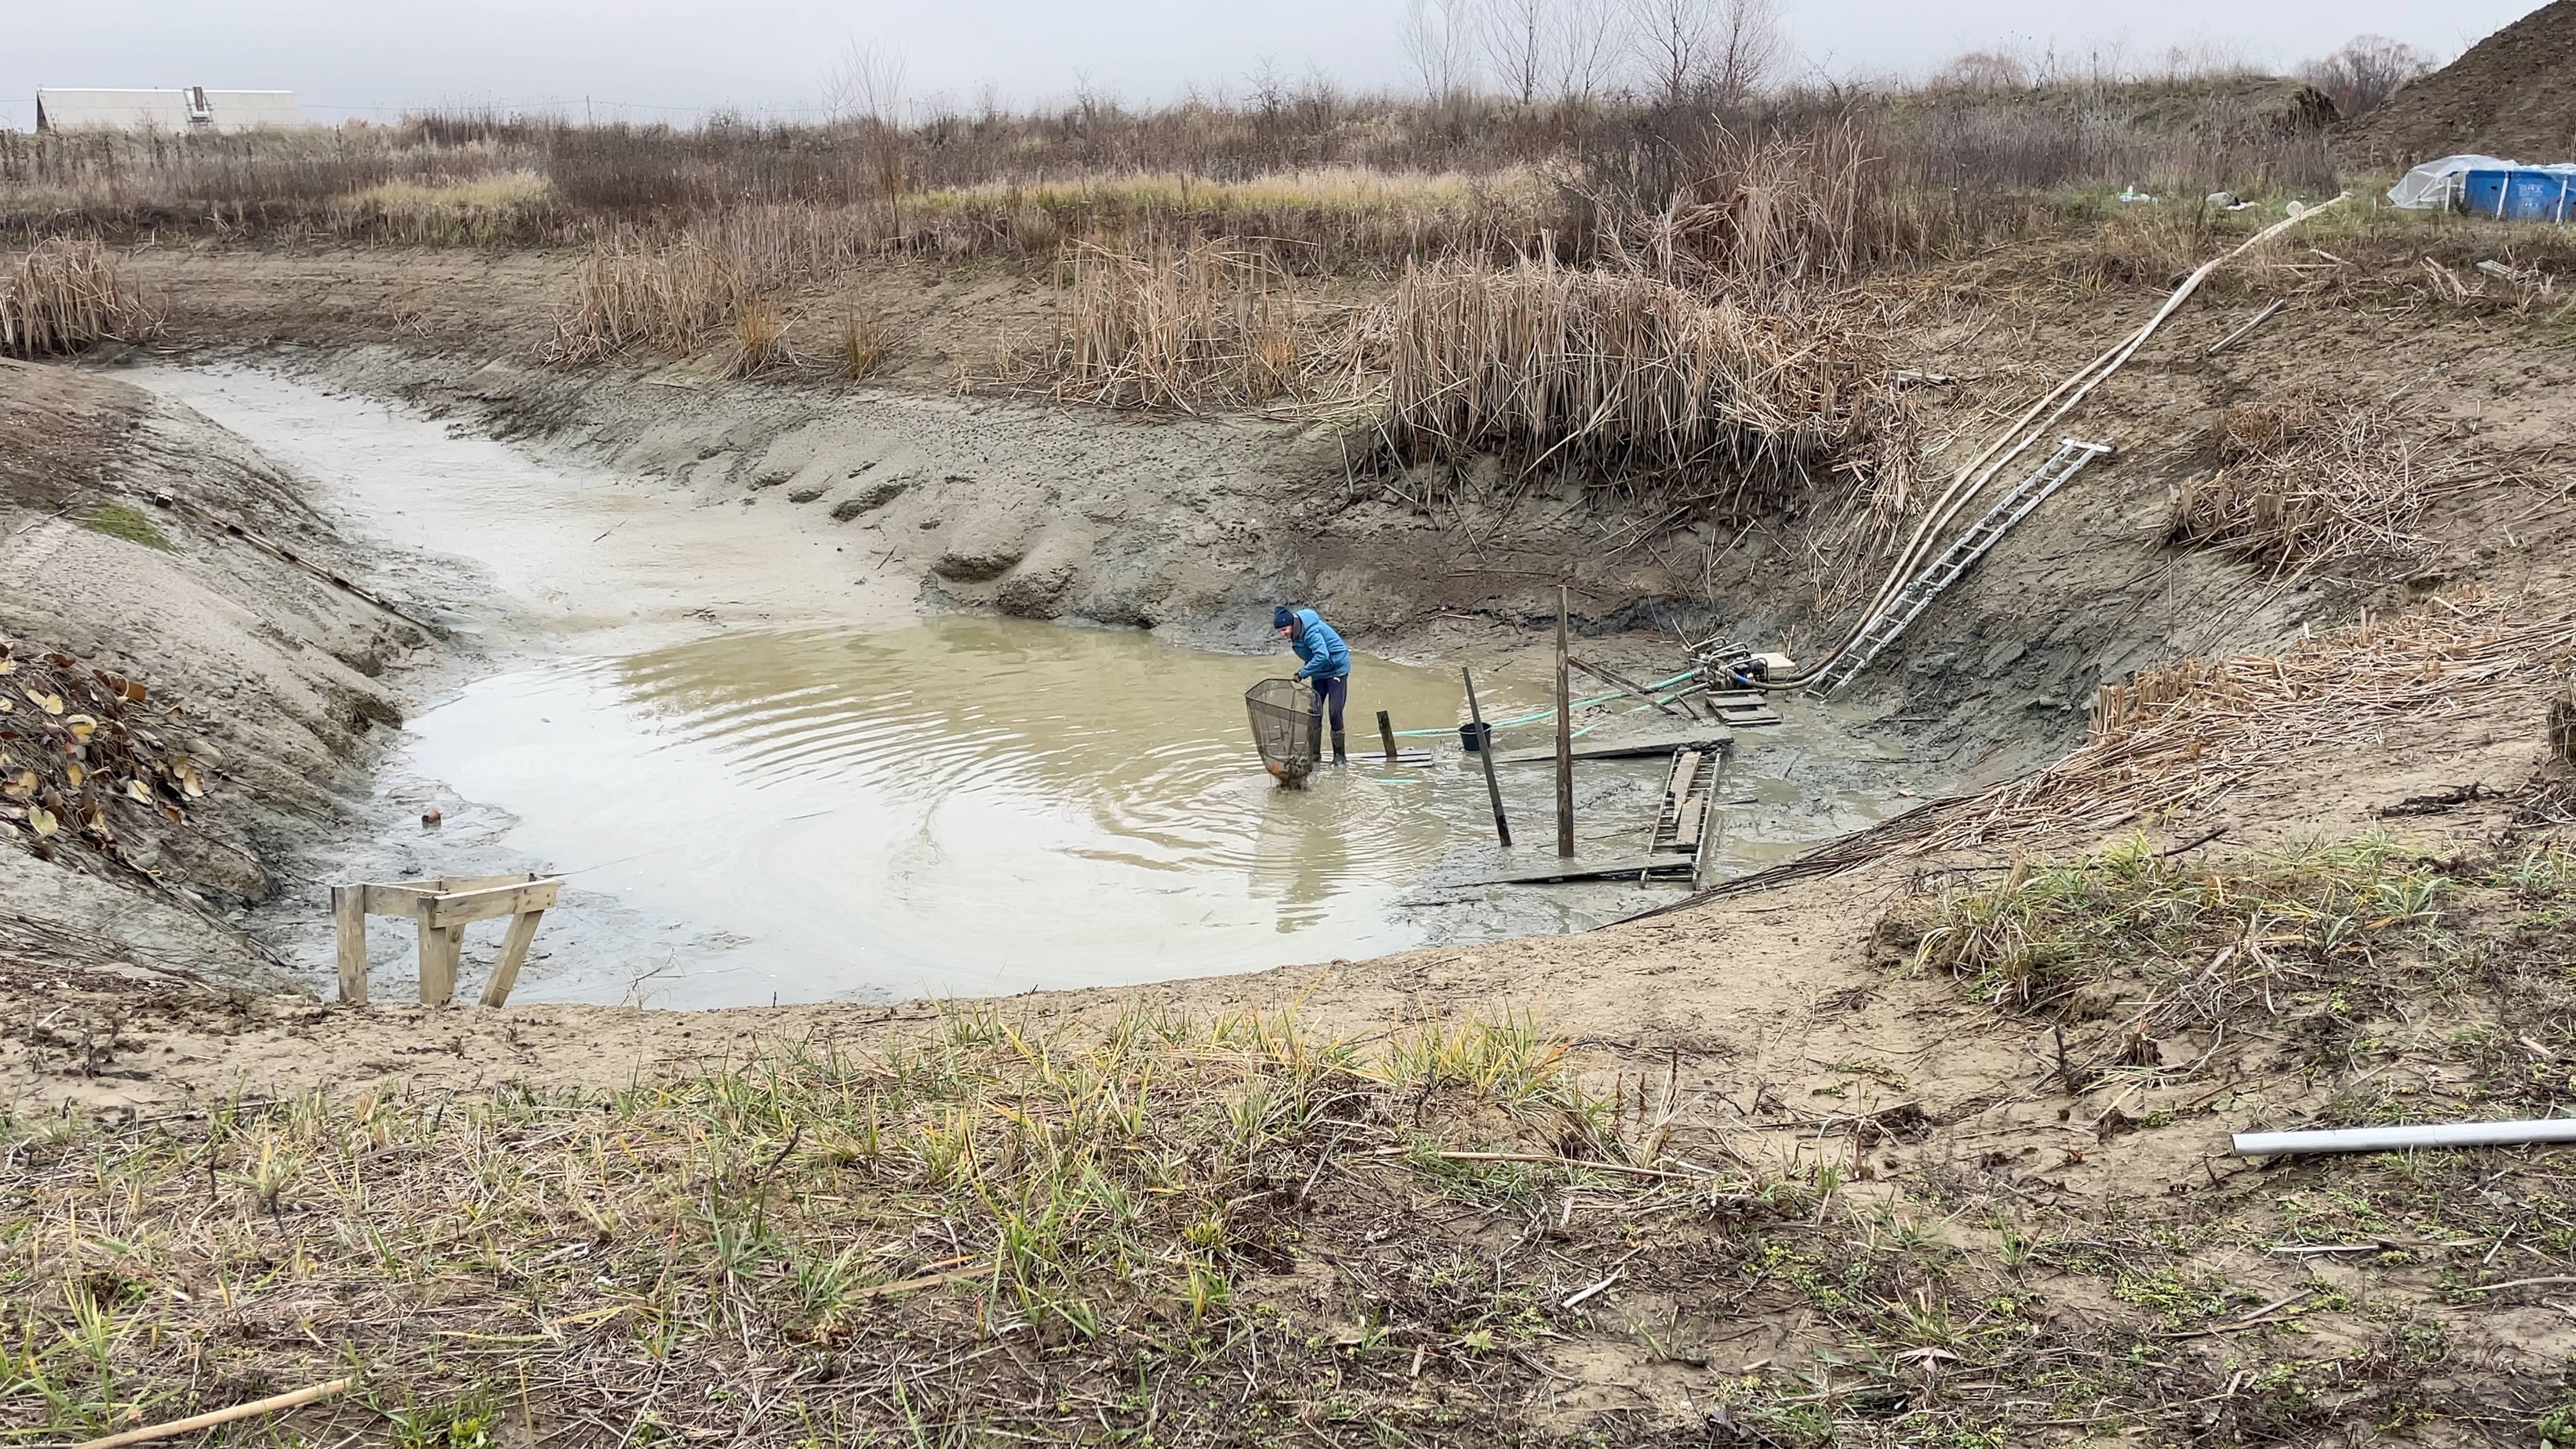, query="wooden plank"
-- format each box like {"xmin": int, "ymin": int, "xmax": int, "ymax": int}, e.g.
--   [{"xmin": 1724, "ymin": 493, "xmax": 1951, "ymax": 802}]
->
[
  {"xmin": 1651, "ymin": 749, "xmax": 1700, "ymax": 851},
  {"xmin": 435, "ymin": 871, "xmax": 546, "ymax": 894},
  {"xmin": 418, "ymin": 922, "xmax": 462, "ymax": 1006},
  {"xmin": 362, "ymin": 882, "xmax": 437, "ymax": 916},
  {"xmin": 1495, "ymin": 733, "xmax": 1729, "ymax": 765},
  {"xmin": 479, "ymin": 909, "xmax": 546, "ymax": 1008},
  {"xmin": 425, "ymin": 879, "xmax": 562, "ymax": 929},
  {"xmin": 1457, "ymin": 858, "xmax": 1687, "ymax": 887},
  {"xmin": 1674, "ymin": 792, "xmax": 1707, "ymax": 850},
  {"xmin": 1714, "ymin": 707, "xmax": 1784, "ymax": 727},
  {"xmin": 331, "ymin": 885, "xmax": 368, "ymax": 1006},
  {"xmin": 1367, "ymin": 748, "xmax": 1436, "ymax": 765}
]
